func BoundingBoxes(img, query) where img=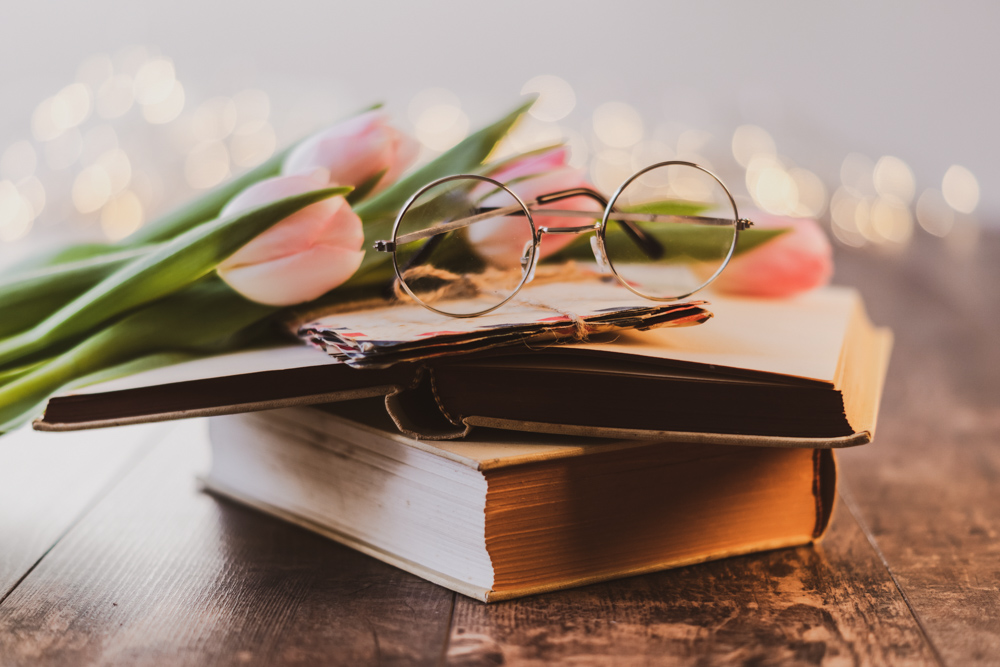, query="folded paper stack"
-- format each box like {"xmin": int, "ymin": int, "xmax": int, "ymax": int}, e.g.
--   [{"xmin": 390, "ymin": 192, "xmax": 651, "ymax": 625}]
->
[{"xmin": 295, "ymin": 277, "xmax": 710, "ymax": 368}]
